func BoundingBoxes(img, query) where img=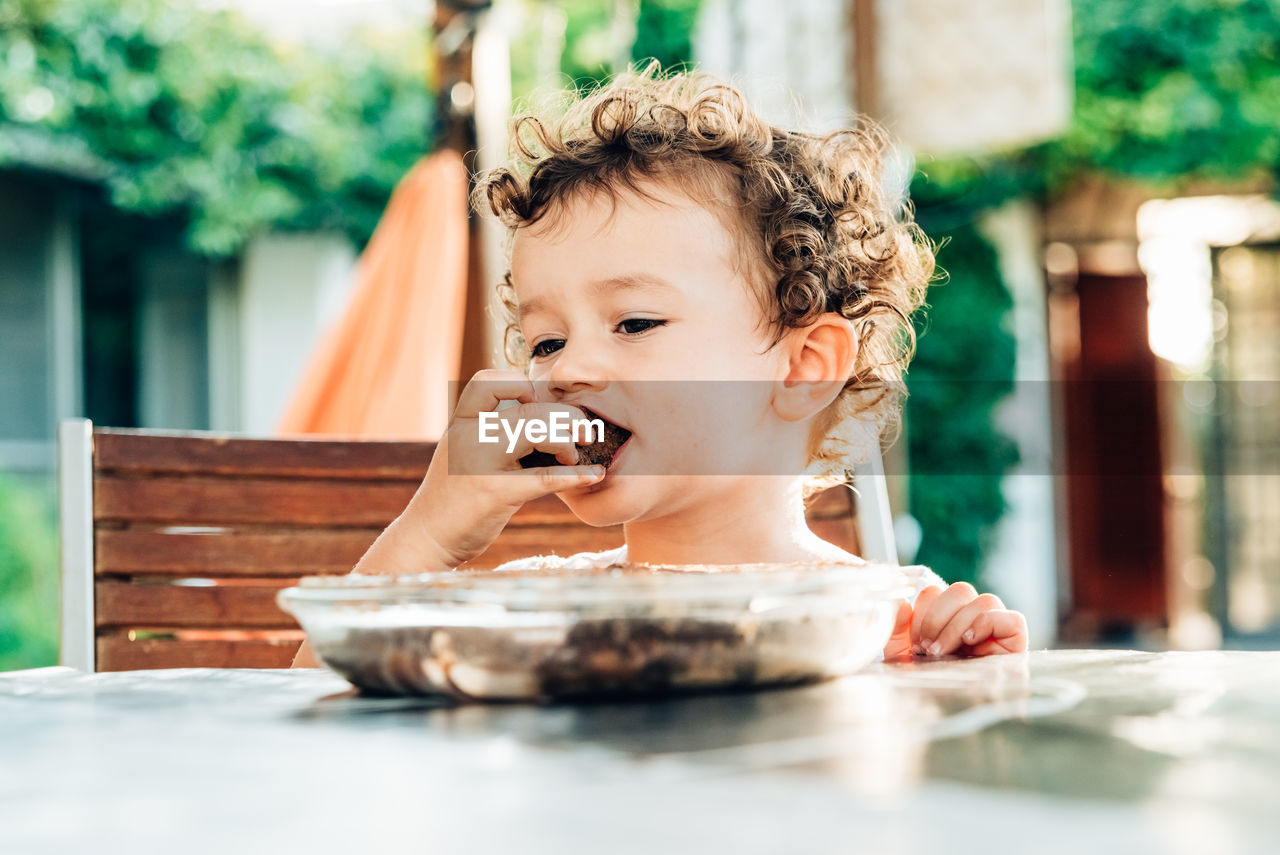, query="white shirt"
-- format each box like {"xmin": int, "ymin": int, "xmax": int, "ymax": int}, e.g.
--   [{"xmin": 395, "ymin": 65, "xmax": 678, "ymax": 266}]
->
[{"xmin": 493, "ymin": 545, "xmax": 947, "ymax": 602}]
